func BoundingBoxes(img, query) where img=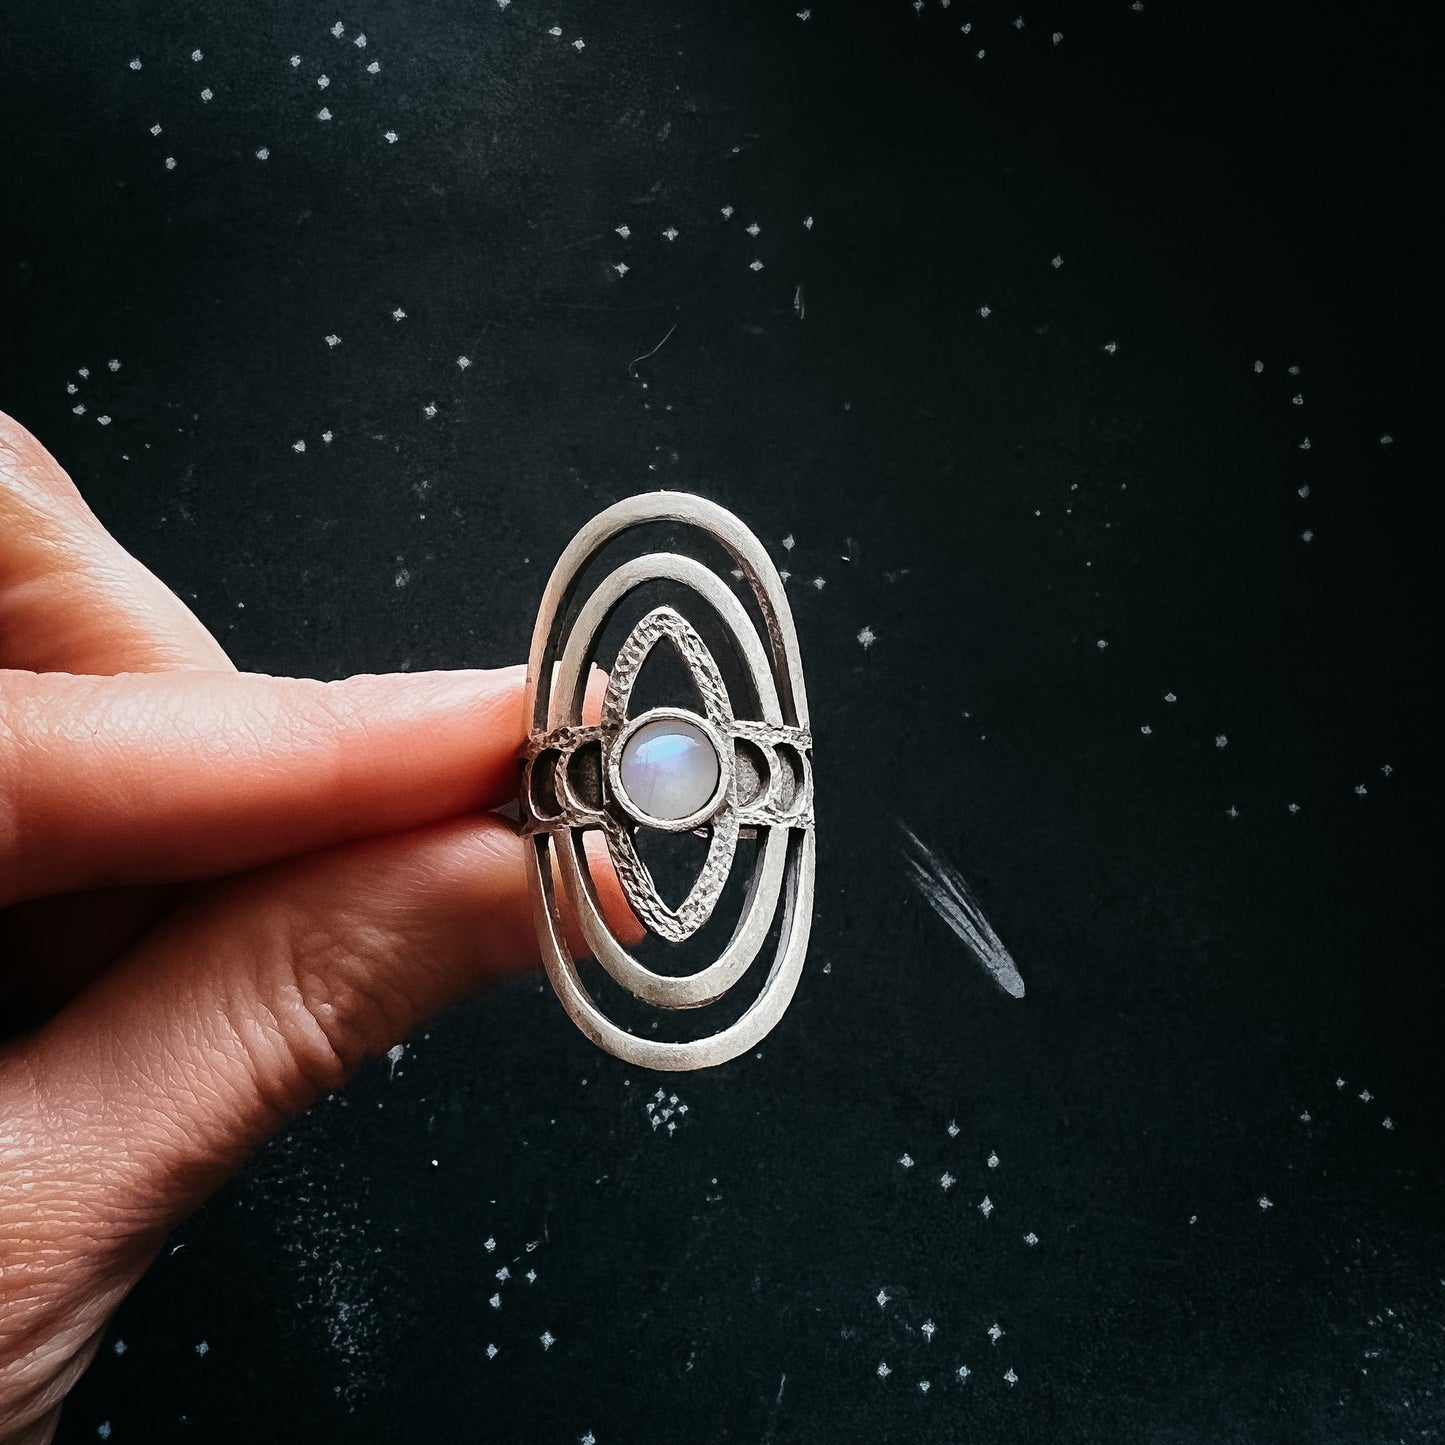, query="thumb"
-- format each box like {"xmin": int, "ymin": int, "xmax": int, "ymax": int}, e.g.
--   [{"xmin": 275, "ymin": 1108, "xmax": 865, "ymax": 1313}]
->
[{"xmin": 12, "ymin": 816, "xmax": 631, "ymax": 1235}]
